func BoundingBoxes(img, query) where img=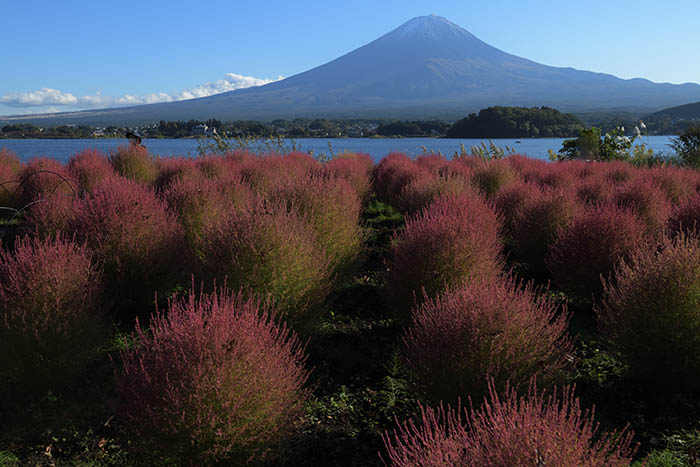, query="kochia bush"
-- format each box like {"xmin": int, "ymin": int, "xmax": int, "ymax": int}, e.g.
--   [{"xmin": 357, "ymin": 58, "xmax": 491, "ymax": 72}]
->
[
  {"xmin": 67, "ymin": 149, "xmax": 116, "ymax": 192},
  {"xmin": 198, "ymin": 198, "xmax": 332, "ymax": 328},
  {"xmin": 401, "ymin": 277, "xmax": 572, "ymax": 404},
  {"xmin": 16, "ymin": 157, "xmax": 76, "ymax": 207},
  {"xmin": 470, "ymin": 159, "xmax": 516, "ymax": 199},
  {"xmin": 597, "ymin": 232, "xmax": 700, "ymax": 392},
  {"xmin": 613, "ymin": 177, "xmax": 672, "ymax": 232},
  {"xmin": 0, "ymin": 234, "xmax": 104, "ymax": 396},
  {"xmin": 116, "ymin": 288, "xmax": 310, "ymax": 464},
  {"xmin": 373, "ymin": 153, "xmax": 429, "ymax": 208},
  {"xmin": 324, "ymin": 153, "xmax": 374, "ymax": 202},
  {"xmin": 547, "ymin": 204, "xmax": 648, "ymax": 300},
  {"xmin": 382, "ymin": 382, "xmax": 636, "ymax": 467},
  {"xmin": 110, "ymin": 144, "xmax": 157, "ymax": 184},
  {"xmin": 668, "ymin": 191, "xmax": 700, "ymax": 235},
  {"xmin": 0, "ymin": 148, "xmax": 21, "ymax": 209},
  {"xmin": 385, "ymin": 193, "xmax": 503, "ymax": 322}
]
